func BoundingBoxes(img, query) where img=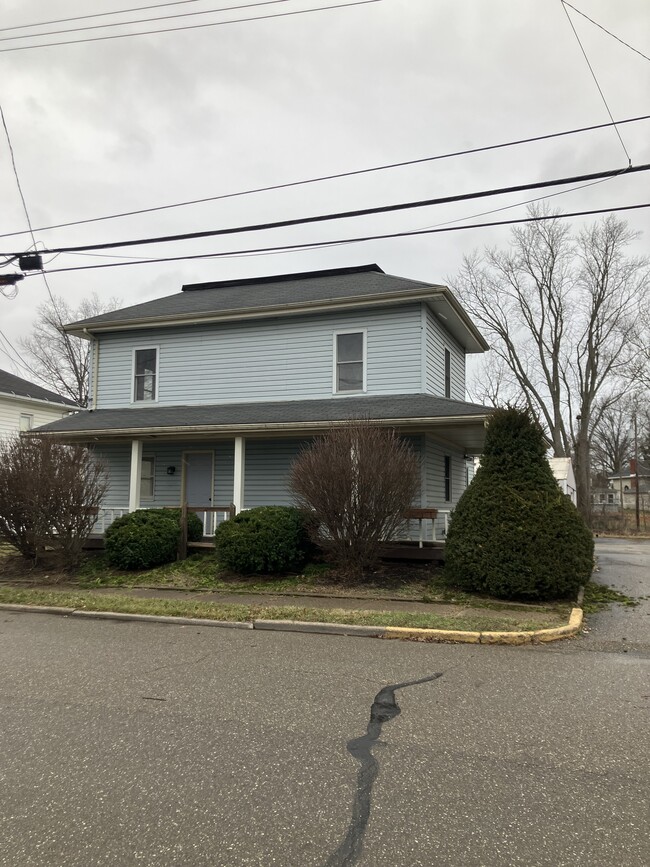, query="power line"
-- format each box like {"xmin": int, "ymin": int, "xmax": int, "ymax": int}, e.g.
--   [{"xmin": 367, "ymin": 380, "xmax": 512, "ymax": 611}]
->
[
  {"xmin": 0, "ymin": 0, "xmax": 290, "ymax": 45},
  {"xmin": 0, "ymin": 0, "xmax": 383, "ymax": 53},
  {"xmin": 560, "ymin": 1, "xmax": 632, "ymax": 166},
  {"xmin": 24, "ymin": 202, "xmax": 650, "ymax": 275},
  {"xmin": 6, "ymin": 162, "xmax": 646, "ymax": 258},
  {"xmin": 2, "ymin": 113, "xmax": 648, "ymax": 241},
  {"xmin": 561, "ymin": 1, "xmax": 650, "ymax": 64},
  {"xmin": 0, "ymin": 1, "xmax": 206, "ymax": 33}
]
